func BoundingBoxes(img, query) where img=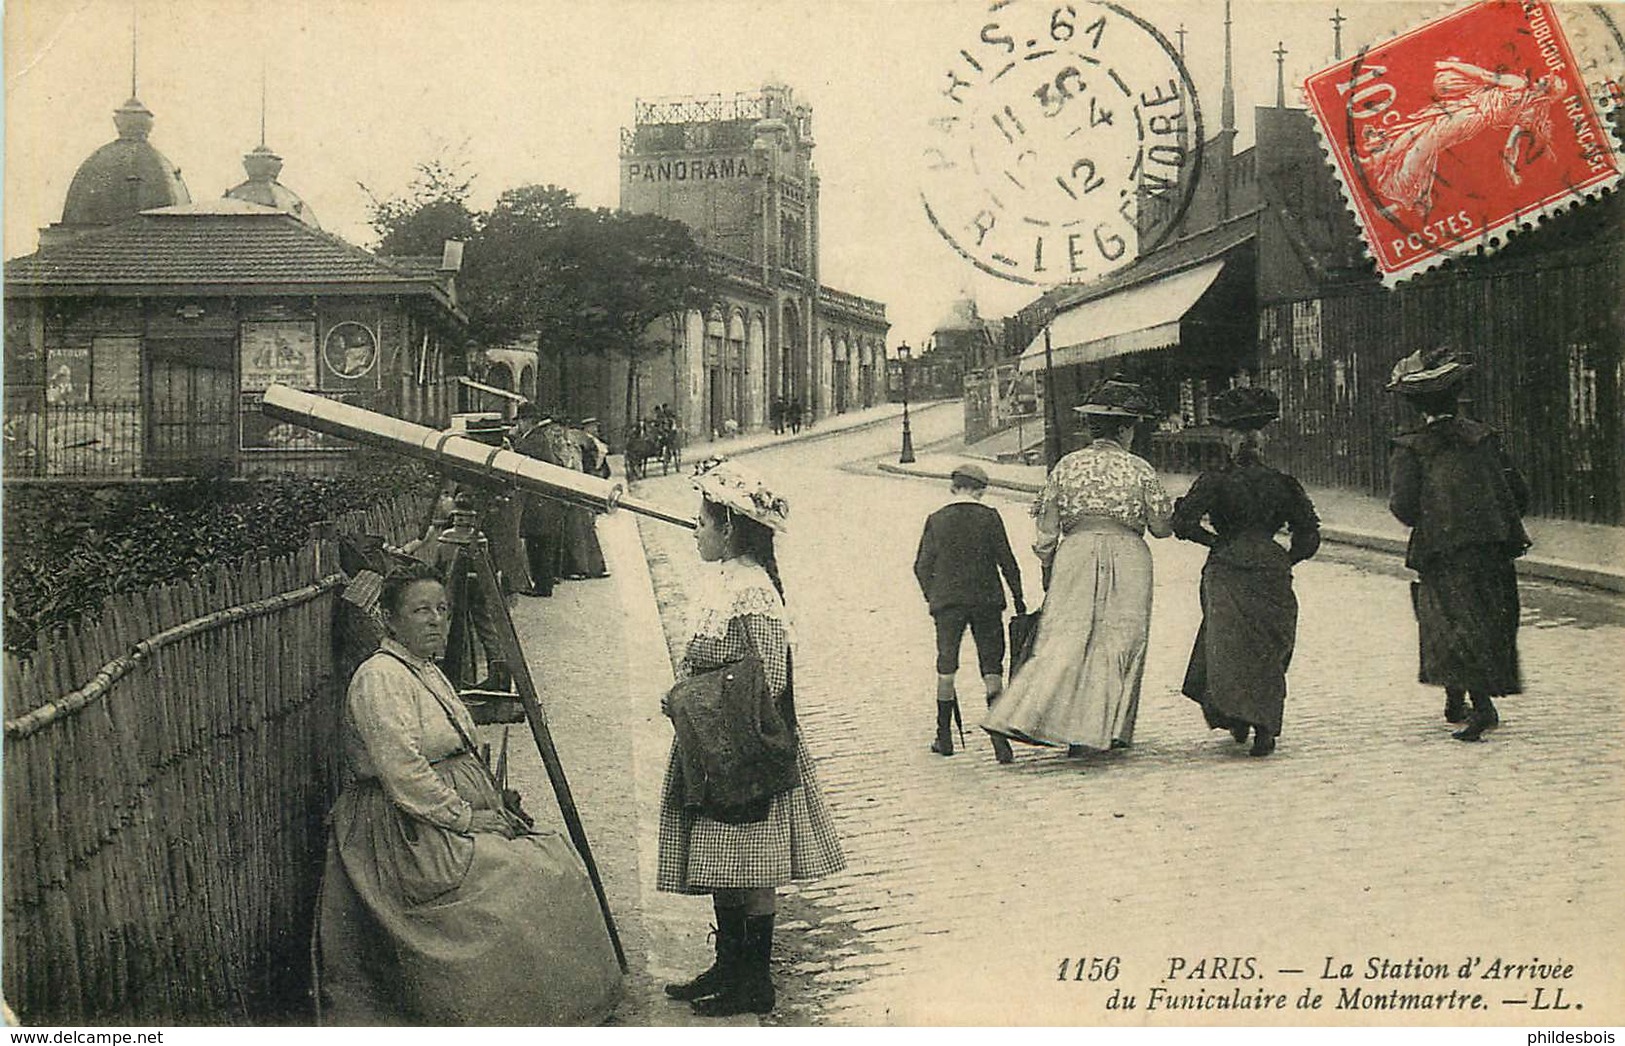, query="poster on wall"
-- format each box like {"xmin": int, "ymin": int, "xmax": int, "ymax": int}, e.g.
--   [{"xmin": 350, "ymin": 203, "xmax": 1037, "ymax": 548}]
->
[
  {"xmin": 320, "ymin": 321, "xmax": 380, "ymax": 391},
  {"xmin": 44, "ymin": 346, "xmax": 90, "ymax": 405},
  {"xmin": 239, "ymin": 391, "xmax": 355, "ymax": 451},
  {"xmin": 240, "ymin": 321, "xmax": 317, "ymax": 391}
]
